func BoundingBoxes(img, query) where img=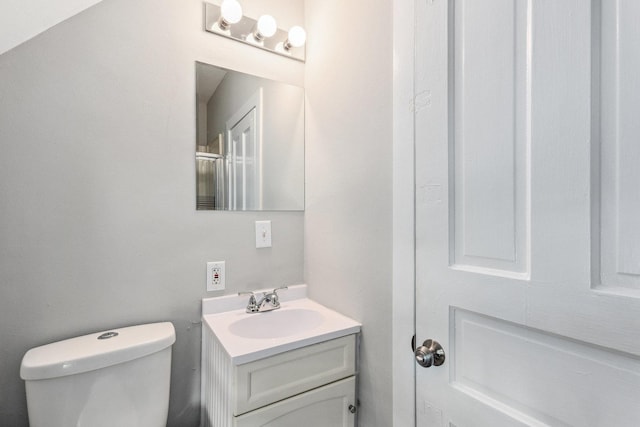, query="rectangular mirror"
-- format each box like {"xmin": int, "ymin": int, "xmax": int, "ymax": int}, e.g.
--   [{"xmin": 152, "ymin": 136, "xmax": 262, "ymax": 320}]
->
[{"xmin": 196, "ymin": 62, "xmax": 304, "ymax": 211}]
